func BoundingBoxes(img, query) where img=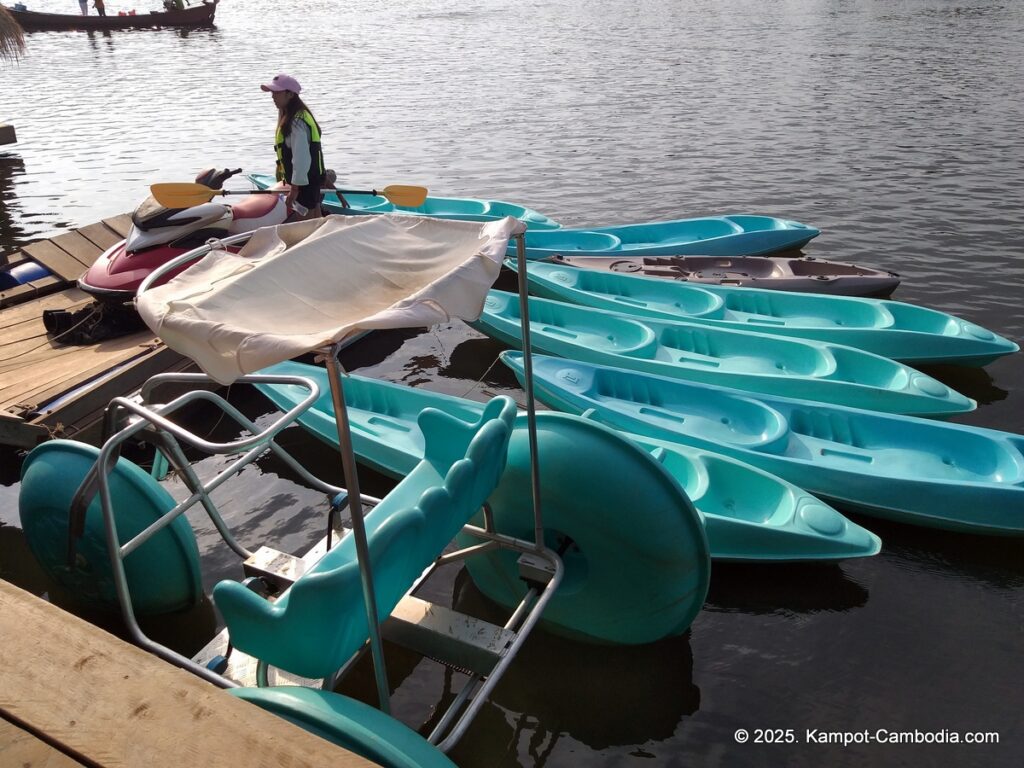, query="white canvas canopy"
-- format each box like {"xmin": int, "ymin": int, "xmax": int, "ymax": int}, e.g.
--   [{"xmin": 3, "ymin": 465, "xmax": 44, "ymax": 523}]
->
[{"xmin": 136, "ymin": 213, "xmax": 526, "ymax": 384}]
